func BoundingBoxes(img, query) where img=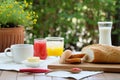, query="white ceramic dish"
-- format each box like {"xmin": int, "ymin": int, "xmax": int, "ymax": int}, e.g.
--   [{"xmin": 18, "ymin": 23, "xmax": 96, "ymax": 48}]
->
[{"xmin": 23, "ymin": 60, "xmax": 41, "ymax": 68}]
